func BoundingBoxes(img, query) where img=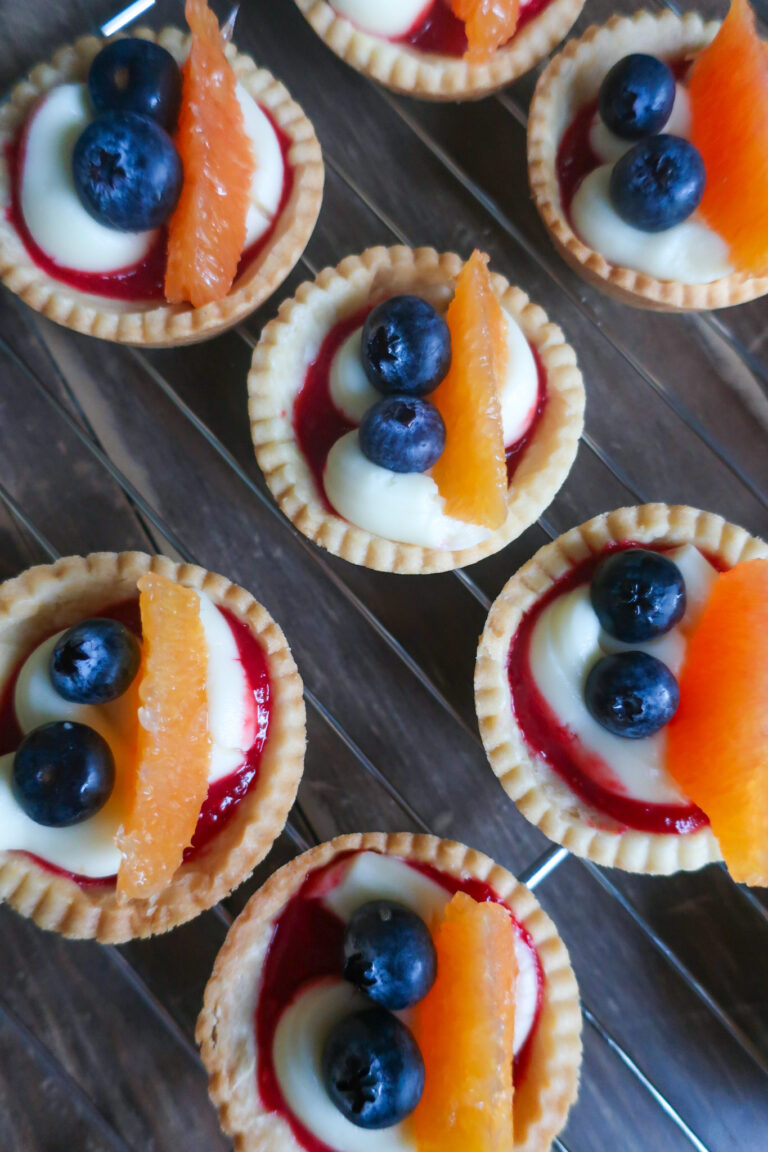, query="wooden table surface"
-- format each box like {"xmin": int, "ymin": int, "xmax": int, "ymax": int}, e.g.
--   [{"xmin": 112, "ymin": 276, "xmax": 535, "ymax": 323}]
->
[{"xmin": 1, "ymin": 0, "xmax": 767, "ymax": 1148}]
